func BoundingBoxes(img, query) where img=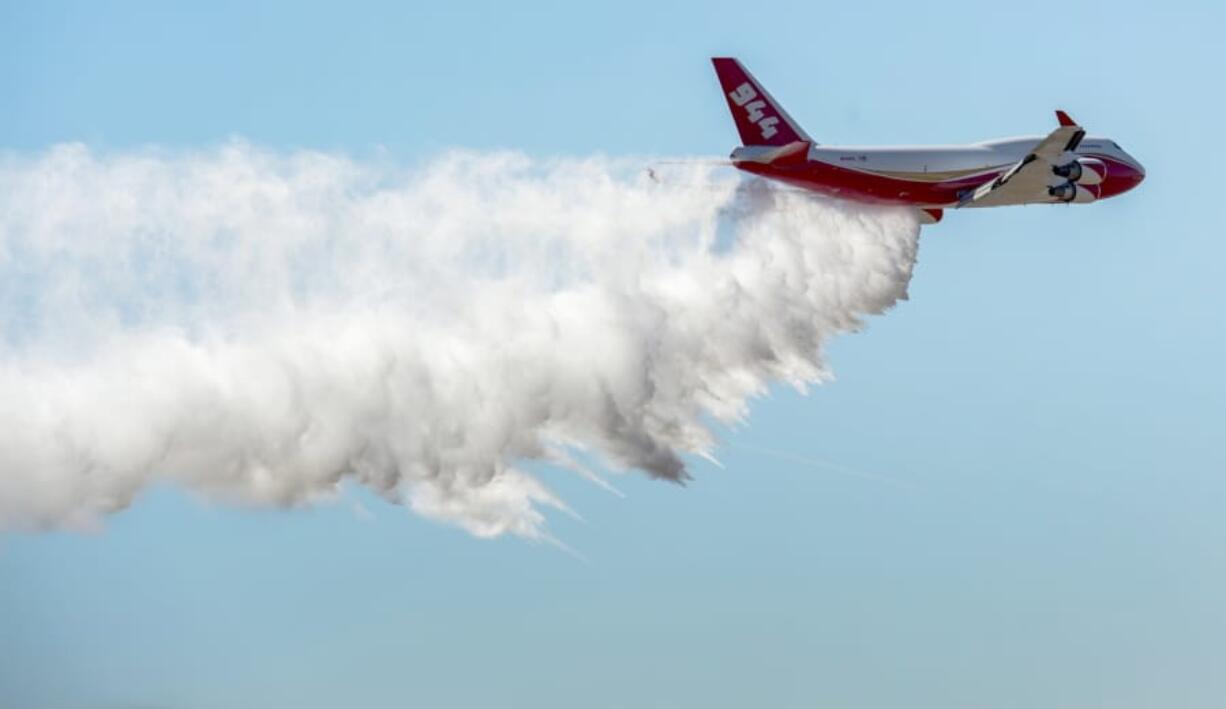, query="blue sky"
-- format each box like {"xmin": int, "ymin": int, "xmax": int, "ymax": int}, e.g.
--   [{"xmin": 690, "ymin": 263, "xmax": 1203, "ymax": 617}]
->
[{"xmin": 2, "ymin": 1, "xmax": 1224, "ymax": 708}]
